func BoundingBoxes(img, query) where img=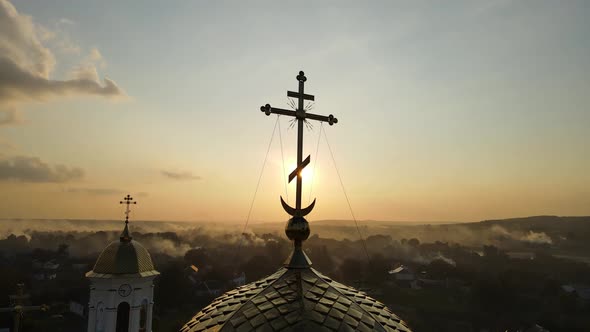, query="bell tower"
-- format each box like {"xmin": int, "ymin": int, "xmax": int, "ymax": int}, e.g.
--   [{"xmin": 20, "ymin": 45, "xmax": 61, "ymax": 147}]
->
[{"xmin": 86, "ymin": 195, "xmax": 159, "ymax": 332}]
